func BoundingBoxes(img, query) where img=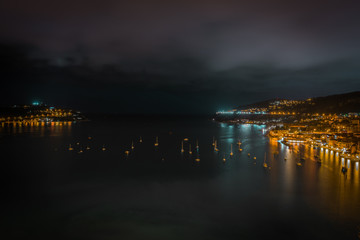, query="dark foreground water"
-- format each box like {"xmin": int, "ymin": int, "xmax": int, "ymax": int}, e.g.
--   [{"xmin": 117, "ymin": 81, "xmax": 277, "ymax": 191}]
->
[{"xmin": 1, "ymin": 116, "xmax": 360, "ymax": 239}]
